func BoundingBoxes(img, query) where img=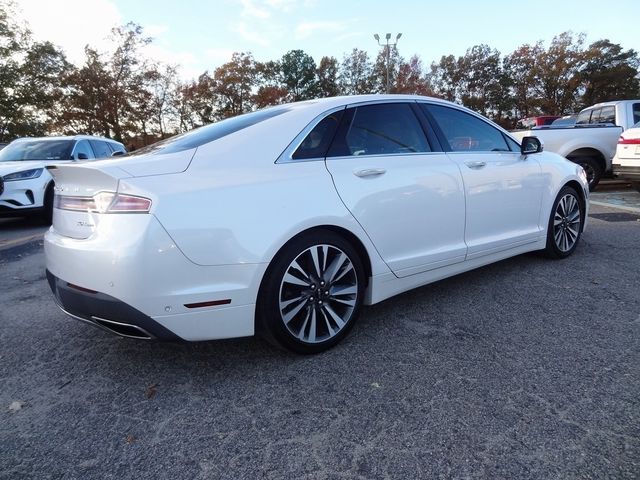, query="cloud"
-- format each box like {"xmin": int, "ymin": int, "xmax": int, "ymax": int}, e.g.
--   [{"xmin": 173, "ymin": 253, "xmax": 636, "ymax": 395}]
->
[
  {"xmin": 16, "ymin": 0, "xmax": 122, "ymax": 65},
  {"xmin": 230, "ymin": 22, "xmax": 271, "ymax": 47},
  {"xmin": 295, "ymin": 20, "xmax": 348, "ymax": 40},
  {"xmin": 239, "ymin": 0, "xmax": 271, "ymax": 19}
]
